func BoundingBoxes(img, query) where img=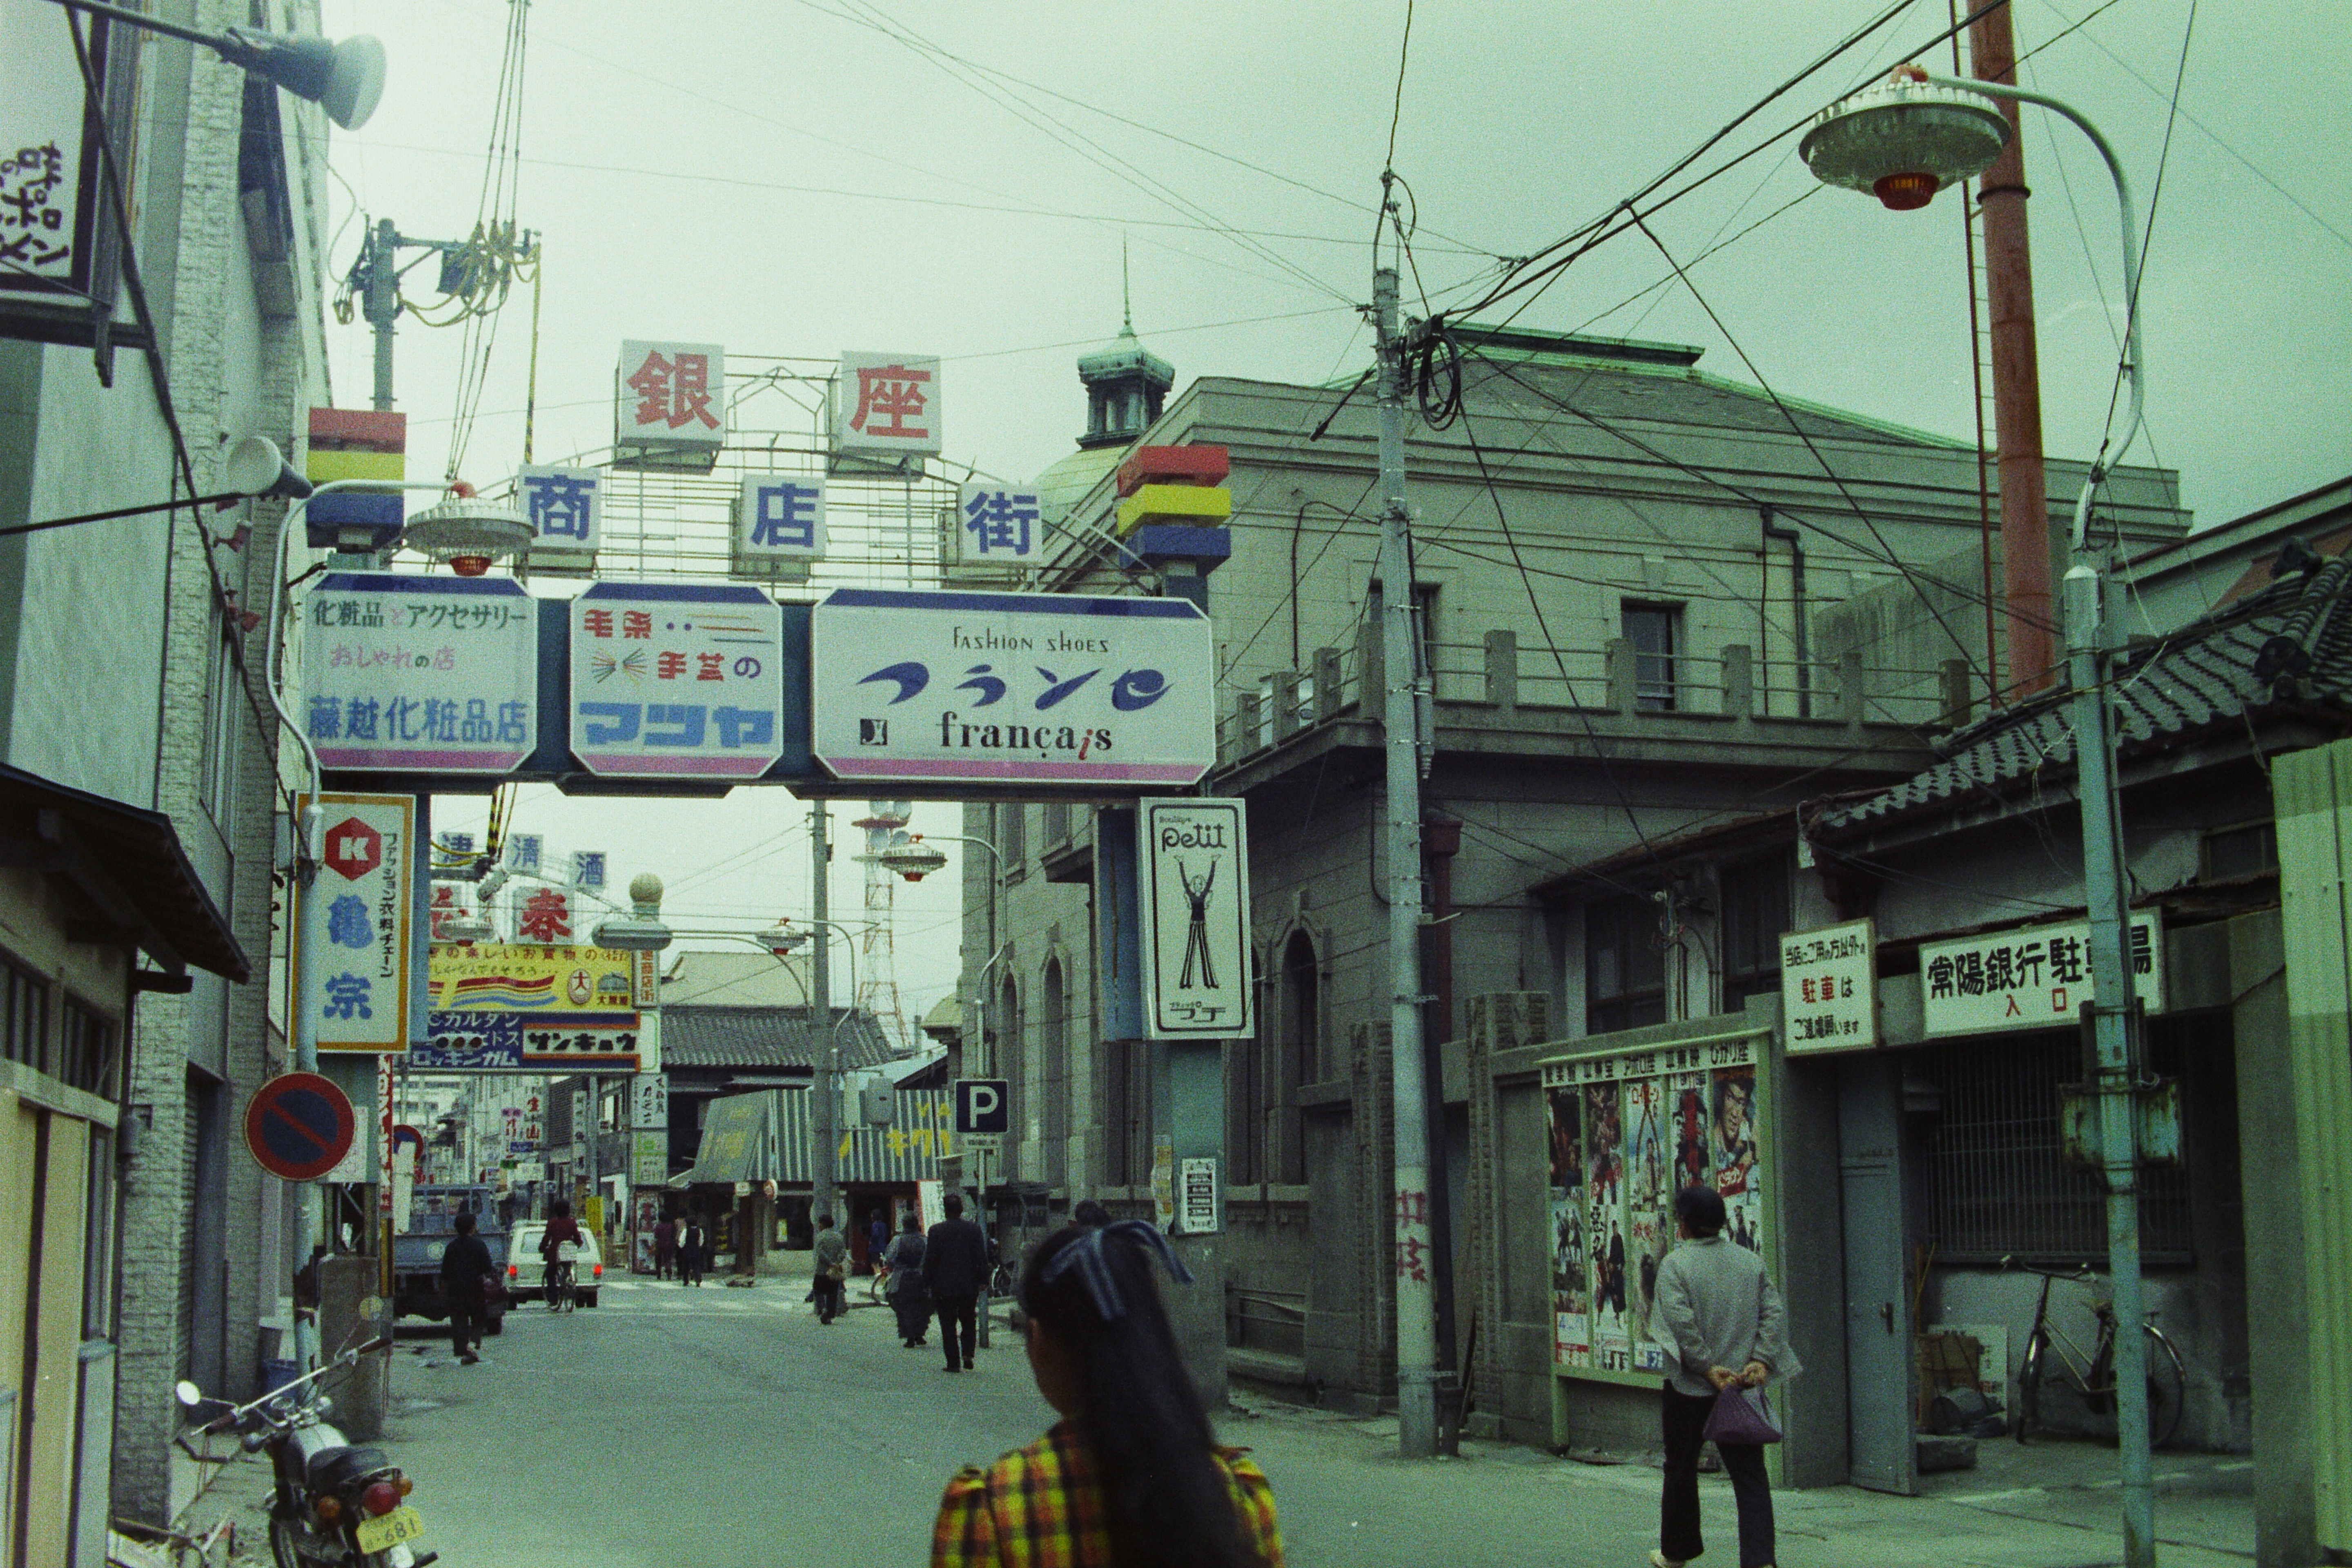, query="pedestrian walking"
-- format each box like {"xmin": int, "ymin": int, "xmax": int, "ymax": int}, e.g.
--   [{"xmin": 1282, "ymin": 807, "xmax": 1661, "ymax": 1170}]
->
[
  {"xmin": 1072, "ymin": 1198, "xmax": 1112, "ymax": 1227},
  {"xmin": 441, "ymin": 1212, "xmax": 496, "ymax": 1366},
  {"xmin": 813, "ymin": 1214, "xmax": 850, "ymax": 1324},
  {"xmin": 931, "ymin": 1221, "xmax": 1283, "ymax": 1568},
  {"xmin": 869, "ymin": 1210, "xmax": 892, "ymax": 1272},
  {"xmin": 653, "ymin": 1215, "xmax": 677, "ymax": 1281},
  {"xmin": 679, "ymin": 1216, "xmax": 708, "ymax": 1287},
  {"xmin": 1648, "ymin": 1184, "xmax": 1800, "ymax": 1568},
  {"xmin": 884, "ymin": 1212, "xmax": 933, "ymax": 1347},
  {"xmin": 922, "ymin": 1192, "xmax": 989, "ymax": 1373}
]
